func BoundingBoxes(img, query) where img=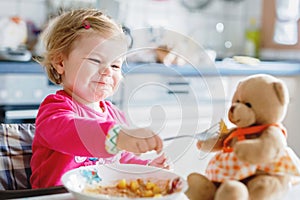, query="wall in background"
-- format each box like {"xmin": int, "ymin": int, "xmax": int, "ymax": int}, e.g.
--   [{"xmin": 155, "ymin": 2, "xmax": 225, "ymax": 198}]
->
[
  {"xmin": 0, "ymin": 0, "xmax": 47, "ymax": 28},
  {"xmin": 0, "ymin": 0, "xmax": 264, "ymax": 59},
  {"xmin": 119, "ymin": 0, "xmax": 262, "ymax": 59}
]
